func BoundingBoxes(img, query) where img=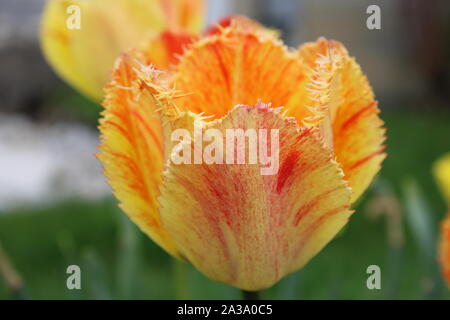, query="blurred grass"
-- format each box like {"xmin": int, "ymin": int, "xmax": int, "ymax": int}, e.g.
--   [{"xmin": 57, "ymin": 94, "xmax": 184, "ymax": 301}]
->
[{"xmin": 0, "ymin": 109, "xmax": 449, "ymax": 299}]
